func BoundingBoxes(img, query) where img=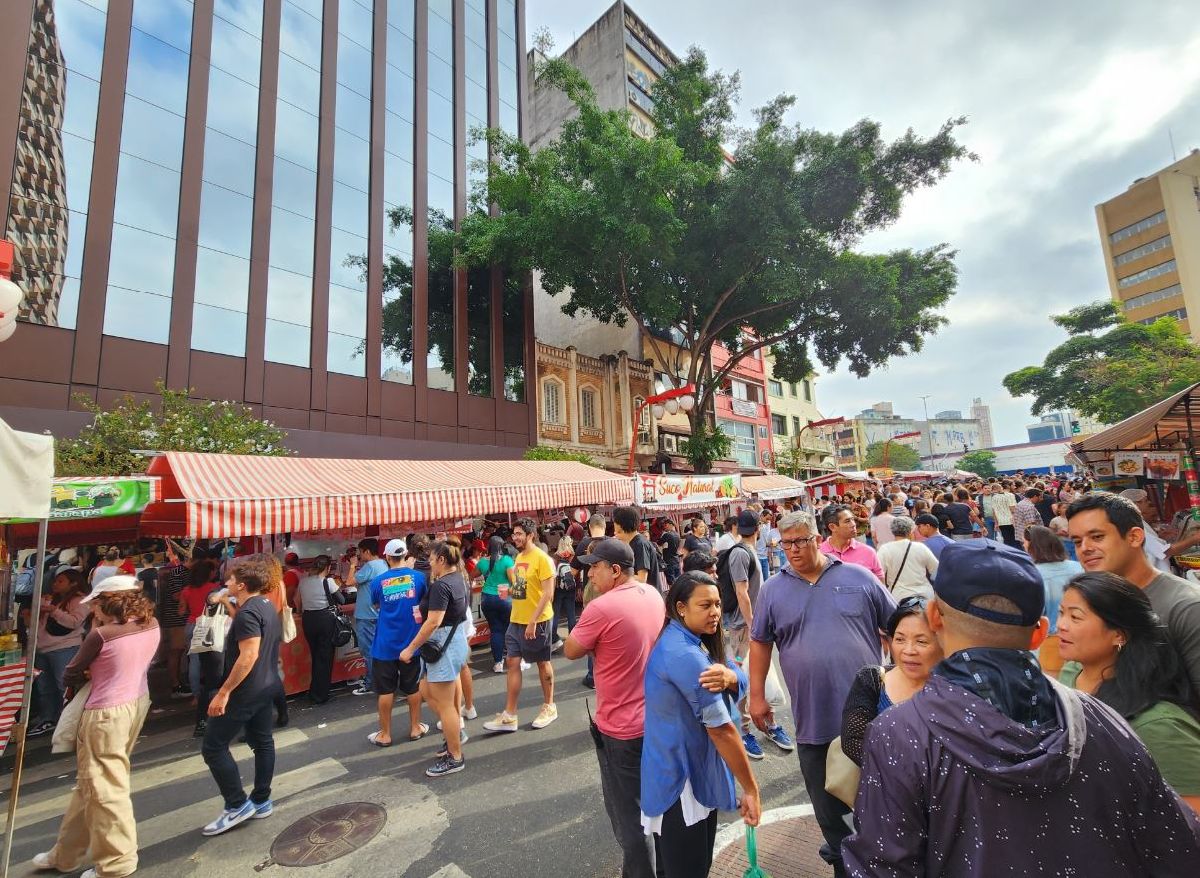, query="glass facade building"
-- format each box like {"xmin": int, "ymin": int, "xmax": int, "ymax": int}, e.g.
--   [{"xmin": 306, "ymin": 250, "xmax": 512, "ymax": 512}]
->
[{"xmin": 0, "ymin": 0, "xmax": 533, "ymax": 455}]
